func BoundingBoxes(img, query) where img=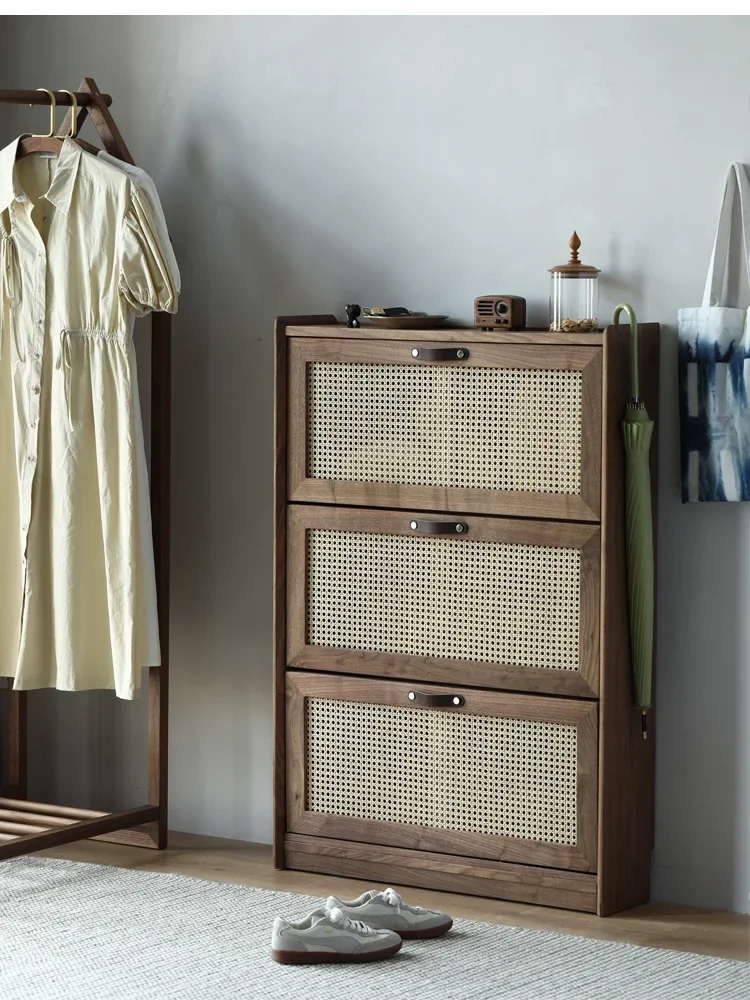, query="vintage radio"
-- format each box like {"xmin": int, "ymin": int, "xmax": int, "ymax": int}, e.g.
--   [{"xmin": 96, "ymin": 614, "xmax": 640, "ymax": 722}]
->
[{"xmin": 474, "ymin": 295, "xmax": 527, "ymax": 330}]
